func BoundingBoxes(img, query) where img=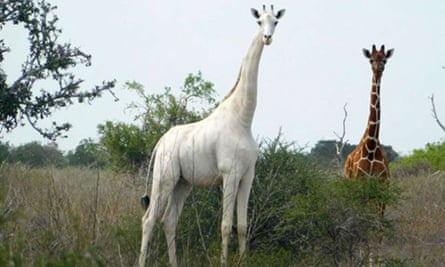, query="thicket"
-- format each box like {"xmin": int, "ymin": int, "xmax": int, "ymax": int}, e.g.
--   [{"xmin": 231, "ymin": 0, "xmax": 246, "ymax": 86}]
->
[
  {"xmin": 0, "ymin": 133, "xmax": 408, "ymax": 267},
  {"xmin": 391, "ymin": 141, "xmax": 445, "ymax": 177},
  {"xmin": 3, "ymin": 69, "xmax": 444, "ymax": 265}
]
